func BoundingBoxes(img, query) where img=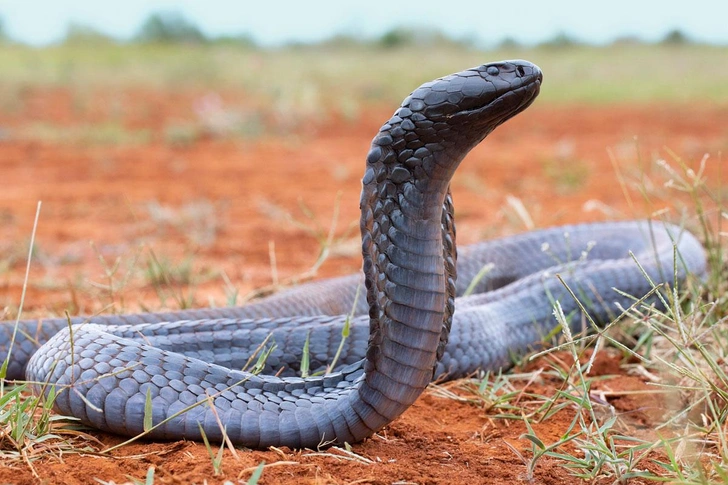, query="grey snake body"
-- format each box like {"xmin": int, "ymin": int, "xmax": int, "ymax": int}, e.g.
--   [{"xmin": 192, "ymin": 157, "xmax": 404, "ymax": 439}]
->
[{"xmin": 0, "ymin": 60, "xmax": 706, "ymax": 449}]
